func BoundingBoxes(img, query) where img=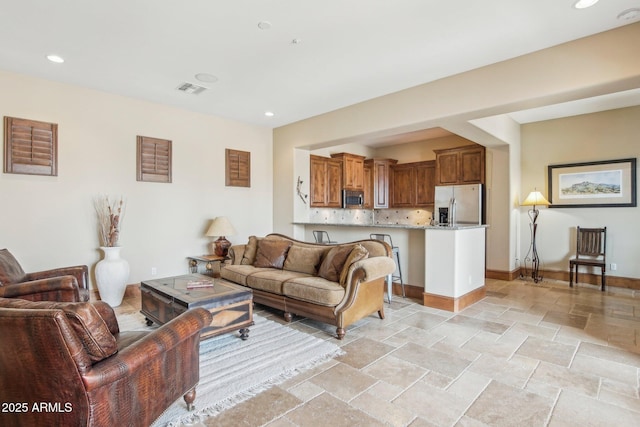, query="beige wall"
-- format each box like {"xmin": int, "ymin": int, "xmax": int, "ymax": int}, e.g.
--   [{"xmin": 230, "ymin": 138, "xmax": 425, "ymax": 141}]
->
[
  {"xmin": 0, "ymin": 70, "xmax": 273, "ymax": 288},
  {"xmin": 520, "ymin": 106, "xmax": 640, "ymax": 279}
]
